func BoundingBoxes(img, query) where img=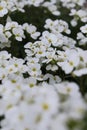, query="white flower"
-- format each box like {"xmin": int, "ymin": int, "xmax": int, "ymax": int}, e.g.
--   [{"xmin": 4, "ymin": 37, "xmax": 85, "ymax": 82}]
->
[
  {"xmin": 12, "ymin": 27, "xmax": 25, "ymax": 41},
  {"xmin": 80, "ymin": 24, "xmax": 87, "ymax": 34},
  {"xmin": 43, "ymin": 0, "xmax": 60, "ymax": 16},
  {"xmin": 55, "ymin": 82, "xmax": 79, "ymax": 97},
  {"xmin": 40, "ymin": 31, "xmax": 58, "ymax": 47},
  {"xmin": 44, "ymin": 19, "xmax": 58, "ymax": 30},
  {"xmin": 25, "ymin": 77, "xmax": 37, "ymax": 88},
  {"xmin": 28, "ymin": 63, "xmax": 42, "ymax": 77},
  {"xmin": 44, "ymin": 19, "xmax": 70, "ymax": 34},
  {"xmin": 10, "ymin": 57, "xmax": 27, "ymax": 73},
  {"xmin": 5, "ymin": 22, "xmax": 18, "ymax": 31},
  {"xmin": 46, "ymin": 64, "xmax": 58, "ymax": 71},
  {"xmin": 6, "ymin": 65, "xmax": 18, "ymax": 74},
  {"xmin": 0, "ymin": 1, "xmax": 8, "ymax": 17},
  {"xmin": 0, "ymin": 51, "xmax": 11, "ymax": 60},
  {"xmin": 33, "ymin": 84, "xmax": 59, "ymax": 116},
  {"xmin": 4, "ymin": 103, "xmax": 33, "ymax": 129},
  {"xmin": 70, "ymin": 9, "xmax": 87, "ymax": 22},
  {"xmin": 57, "ymin": 49, "xmax": 80, "ymax": 74},
  {"xmin": 23, "ymin": 23, "xmax": 40, "ymax": 39},
  {"xmin": 35, "ymin": 47, "xmax": 46, "ymax": 58}
]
